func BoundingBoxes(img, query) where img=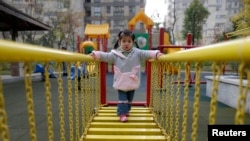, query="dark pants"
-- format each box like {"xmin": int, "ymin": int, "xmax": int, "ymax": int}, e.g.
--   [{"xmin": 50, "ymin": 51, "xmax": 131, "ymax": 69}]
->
[
  {"xmin": 62, "ymin": 62, "xmax": 67, "ymax": 76},
  {"xmin": 117, "ymin": 90, "xmax": 135, "ymax": 116}
]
